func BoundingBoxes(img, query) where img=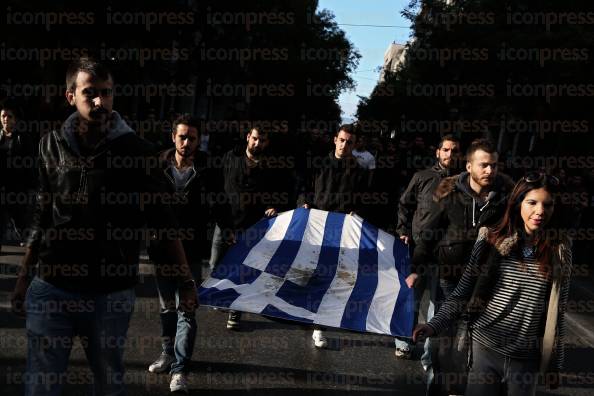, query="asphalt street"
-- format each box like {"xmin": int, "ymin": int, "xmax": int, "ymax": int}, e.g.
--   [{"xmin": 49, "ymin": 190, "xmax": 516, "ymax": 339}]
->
[{"xmin": 1, "ymin": 245, "xmax": 593, "ymax": 395}]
